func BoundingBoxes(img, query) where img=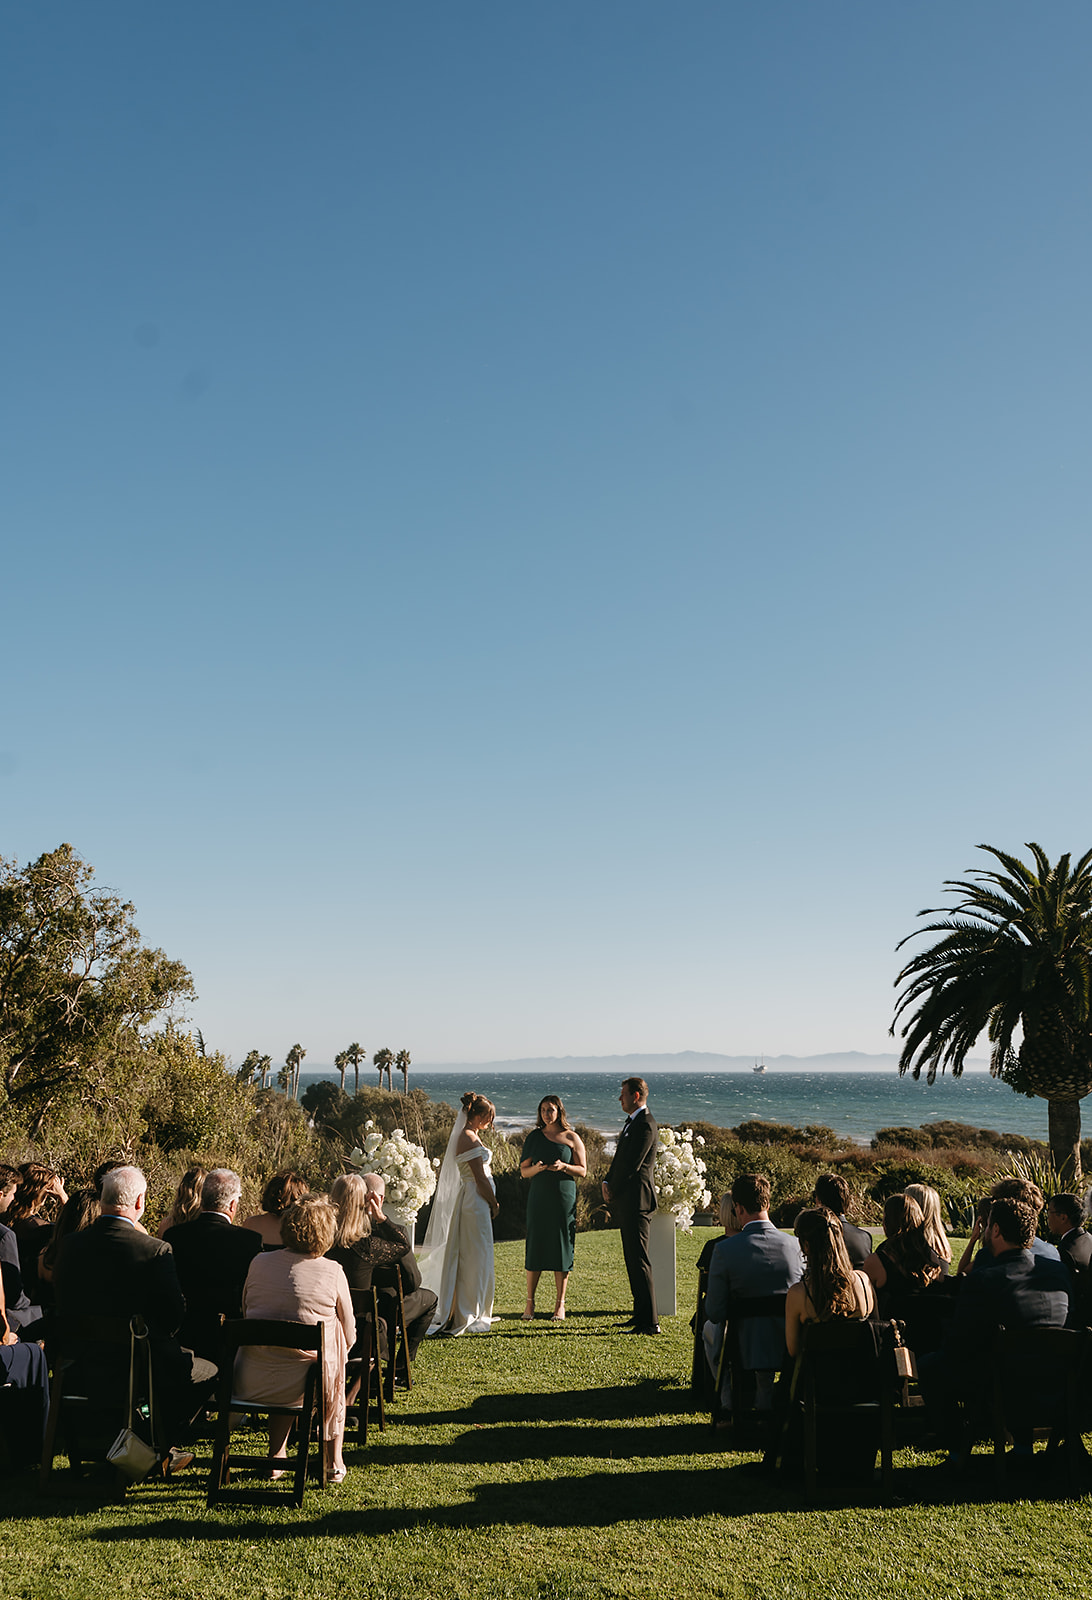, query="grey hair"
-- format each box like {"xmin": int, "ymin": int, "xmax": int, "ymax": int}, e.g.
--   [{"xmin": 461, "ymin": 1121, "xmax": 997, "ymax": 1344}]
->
[
  {"xmin": 362, "ymin": 1171, "xmax": 385, "ymax": 1197},
  {"xmin": 101, "ymin": 1165, "xmax": 147, "ymax": 1210},
  {"xmin": 201, "ymin": 1169, "xmax": 242, "ymax": 1213}
]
